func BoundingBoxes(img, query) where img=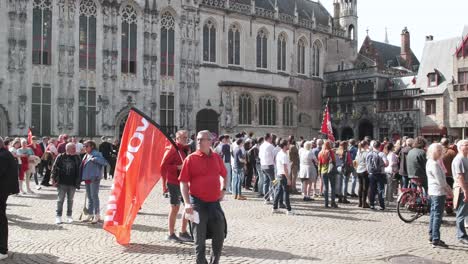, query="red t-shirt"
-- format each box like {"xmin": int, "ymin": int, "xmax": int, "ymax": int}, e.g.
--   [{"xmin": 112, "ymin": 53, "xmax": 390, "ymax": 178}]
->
[
  {"xmin": 161, "ymin": 143, "xmax": 187, "ymax": 185},
  {"xmin": 27, "ymin": 143, "xmax": 44, "ymax": 158},
  {"xmin": 179, "ymin": 150, "xmax": 227, "ymax": 202}
]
